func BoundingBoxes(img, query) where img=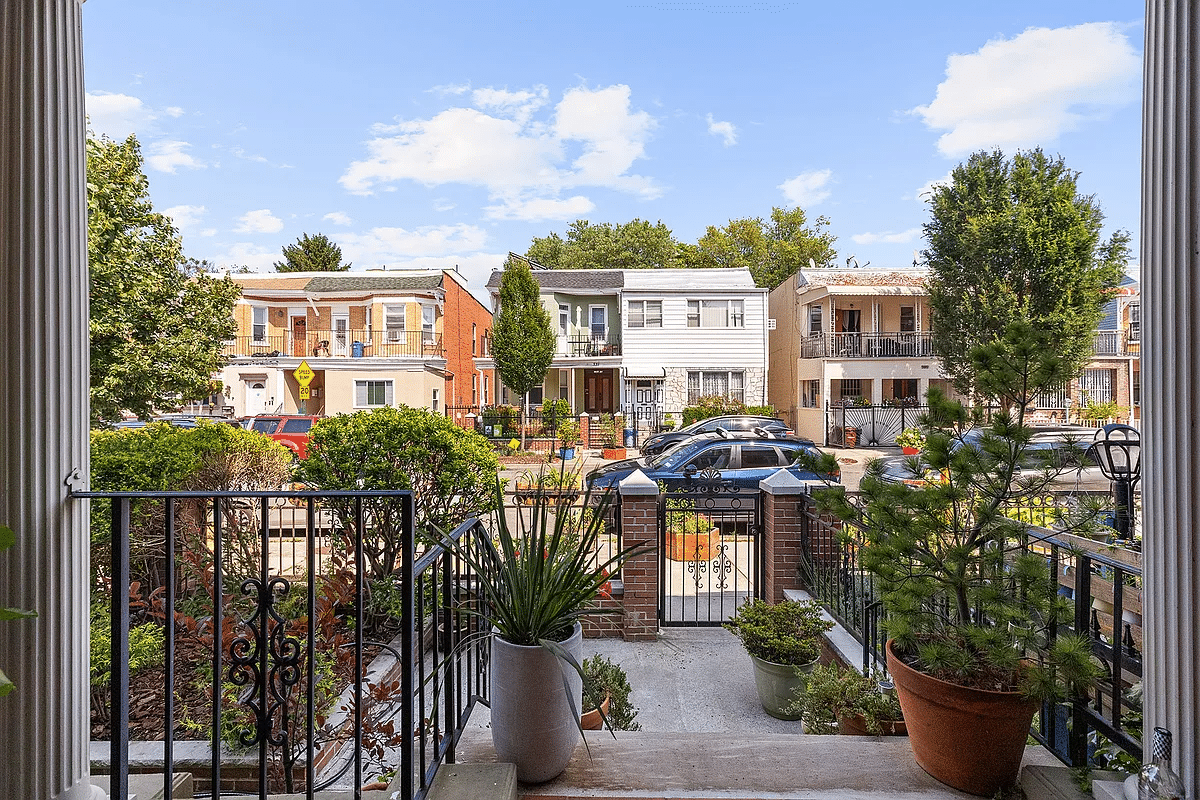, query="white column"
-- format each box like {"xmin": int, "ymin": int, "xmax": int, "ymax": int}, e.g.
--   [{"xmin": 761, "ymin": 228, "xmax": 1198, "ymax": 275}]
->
[
  {"xmin": 0, "ymin": 2, "xmax": 97, "ymax": 799},
  {"xmin": 1143, "ymin": 2, "xmax": 1200, "ymax": 792}
]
